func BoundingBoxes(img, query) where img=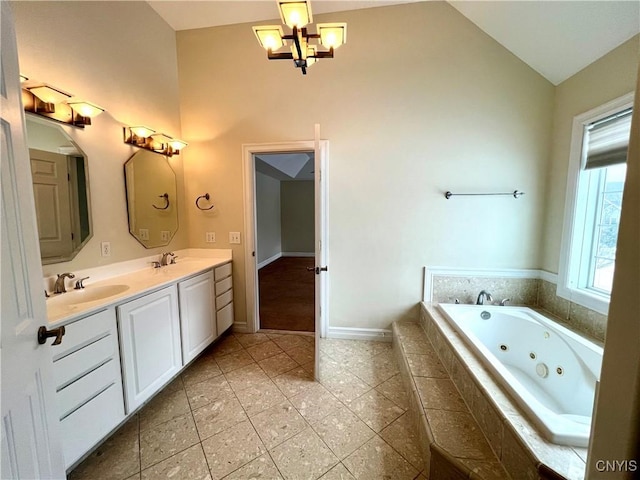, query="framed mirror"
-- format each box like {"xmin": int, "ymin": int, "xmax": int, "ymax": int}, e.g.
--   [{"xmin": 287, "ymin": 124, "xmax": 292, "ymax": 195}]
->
[
  {"xmin": 26, "ymin": 115, "xmax": 93, "ymax": 265},
  {"xmin": 124, "ymin": 150, "xmax": 178, "ymax": 248}
]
